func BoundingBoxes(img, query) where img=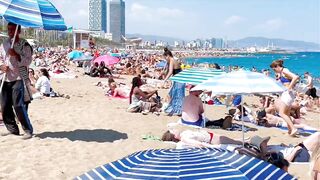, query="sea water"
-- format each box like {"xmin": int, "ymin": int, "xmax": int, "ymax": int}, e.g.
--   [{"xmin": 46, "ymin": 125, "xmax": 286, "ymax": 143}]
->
[
  {"xmin": 185, "ymin": 52, "xmax": 320, "ymax": 77},
  {"xmin": 184, "ymin": 52, "xmax": 320, "ymax": 86}
]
